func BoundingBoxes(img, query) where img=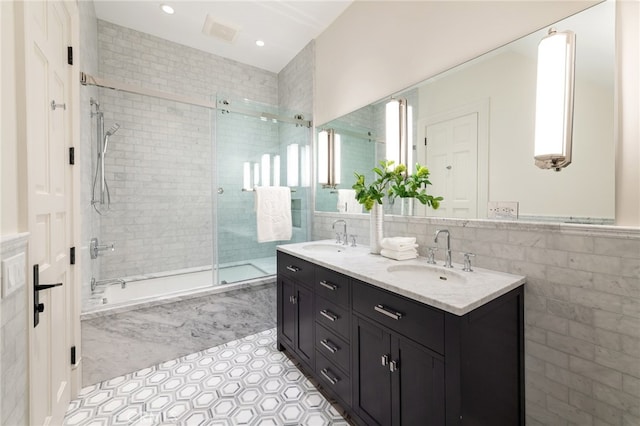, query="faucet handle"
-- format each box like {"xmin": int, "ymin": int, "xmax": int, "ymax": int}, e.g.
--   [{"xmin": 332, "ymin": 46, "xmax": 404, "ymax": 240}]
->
[
  {"xmin": 349, "ymin": 234, "xmax": 357, "ymax": 247},
  {"xmin": 463, "ymin": 252, "xmax": 476, "ymax": 272},
  {"xmin": 426, "ymin": 247, "xmax": 437, "ymax": 264}
]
